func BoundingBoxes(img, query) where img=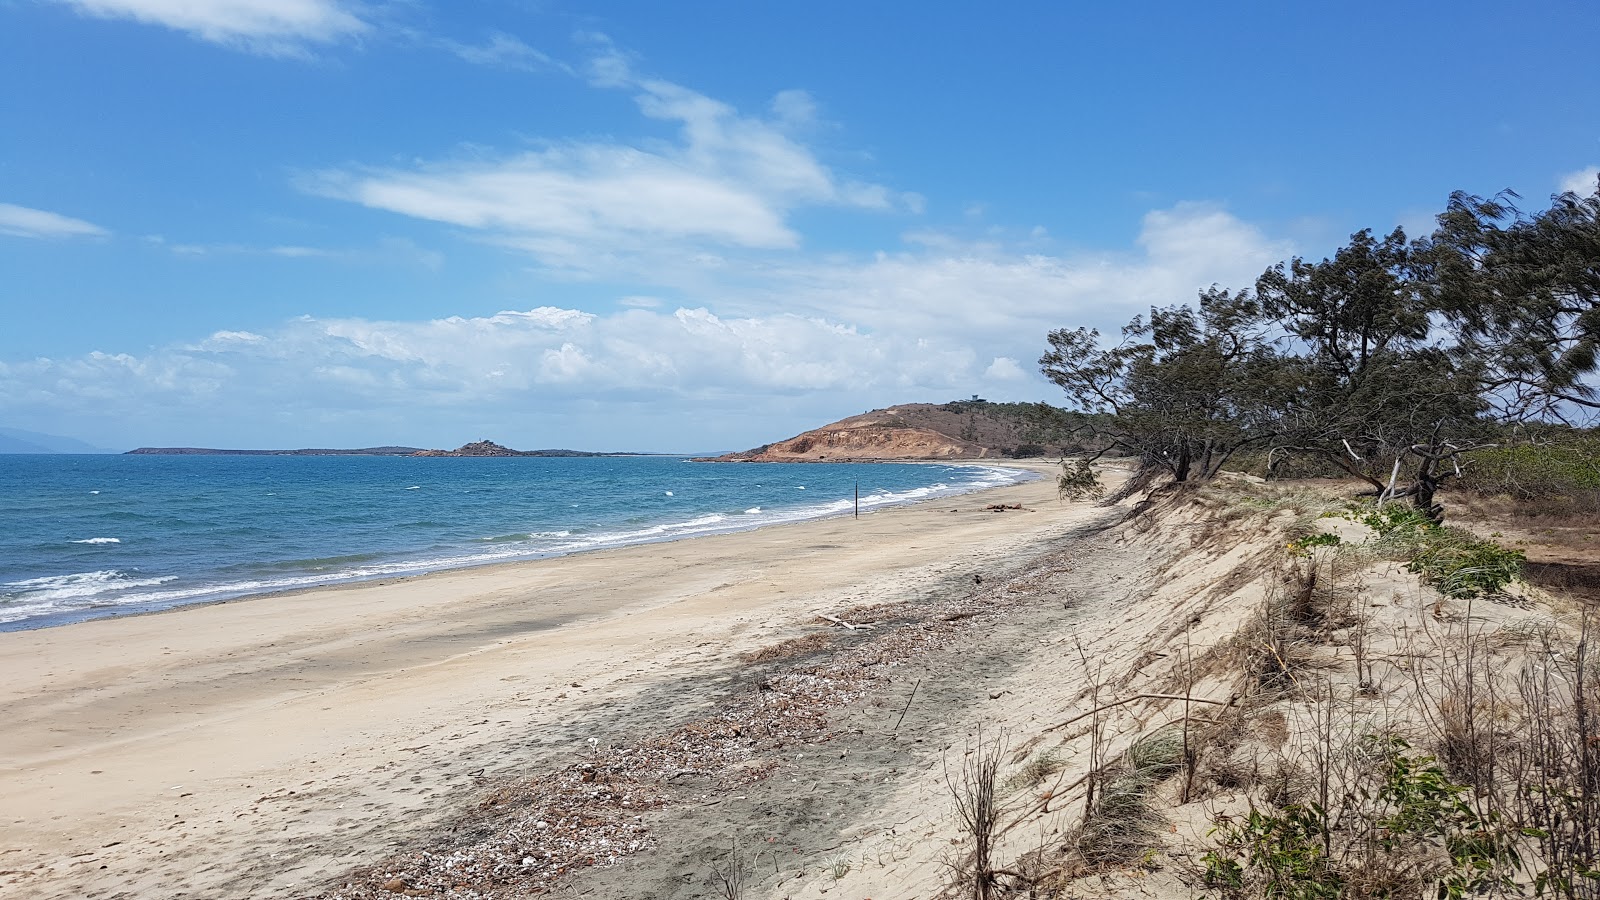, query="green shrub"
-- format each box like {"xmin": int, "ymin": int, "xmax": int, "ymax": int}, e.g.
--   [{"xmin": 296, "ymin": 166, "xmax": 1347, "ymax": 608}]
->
[
  {"xmin": 1204, "ymin": 802, "xmax": 1341, "ymax": 899},
  {"xmin": 1456, "ymin": 438, "xmax": 1600, "ymax": 501},
  {"xmin": 1285, "ymin": 533, "xmax": 1341, "ymax": 558},
  {"xmin": 1204, "ymin": 737, "xmax": 1520, "ymax": 899},
  {"xmin": 1405, "ymin": 528, "xmax": 1525, "ymax": 598},
  {"xmin": 1347, "ymin": 503, "xmax": 1523, "ymax": 598}
]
